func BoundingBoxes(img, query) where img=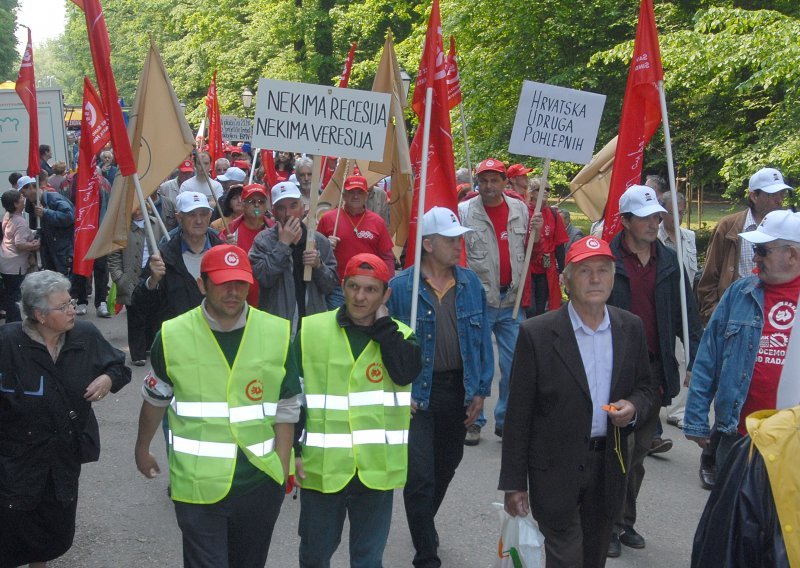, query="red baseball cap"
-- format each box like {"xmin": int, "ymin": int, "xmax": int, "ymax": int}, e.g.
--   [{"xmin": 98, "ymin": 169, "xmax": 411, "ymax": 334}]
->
[
  {"xmin": 506, "ymin": 164, "xmax": 532, "ymax": 178},
  {"xmin": 178, "ymin": 159, "xmax": 194, "ymax": 173},
  {"xmin": 343, "ymin": 253, "xmax": 391, "ymax": 284},
  {"xmin": 344, "ymin": 175, "xmax": 369, "ymax": 192},
  {"xmin": 475, "ymin": 158, "xmax": 506, "ymax": 176},
  {"xmin": 565, "ymin": 236, "xmax": 615, "ymax": 266},
  {"xmin": 242, "ymin": 184, "xmax": 268, "ymax": 201},
  {"xmin": 233, "ymin": 159, "xmax": 250, "ymax": 170},
  {"xmin": 200, "ymin": 245, "xmax": 254, "ymax": 285}
]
